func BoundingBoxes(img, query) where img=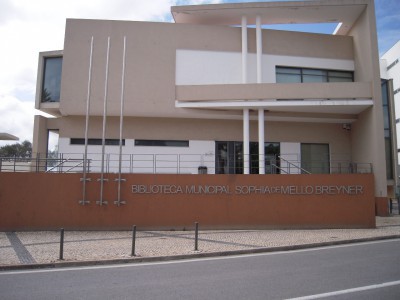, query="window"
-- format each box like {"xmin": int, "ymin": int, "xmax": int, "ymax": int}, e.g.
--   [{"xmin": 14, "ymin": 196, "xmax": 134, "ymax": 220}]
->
[
  {"xmin": 70, "ymin": 138, "xmax": 125, "ymax": 146},
  {"xmin": 387, "ymin": 59, "xmax": 398, "ymax": 71},
  {"xmin": 301, "ymin": 143, "xmax": 330, "ymax": 174},
  {"xmin": 215, "ymin": 141, "xmax": 280, "ymax": 174},
  {"xmin": 276, "ymin": 67, "xmax": 301, "ymax": 83},
  {"xmin": 276, "ymin": 67, "xmax": 353, "ymax": 84},
  {"xmin": 381, "ymin": 79, "xmax": 394, "ymax": 180},
  {"xmin": 41, "ymin": 57, "xmax": 62, "ymax": 102},
  {"xmin": 134, "ymin": 140, "xmax": 189, "ymax": 147}
]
